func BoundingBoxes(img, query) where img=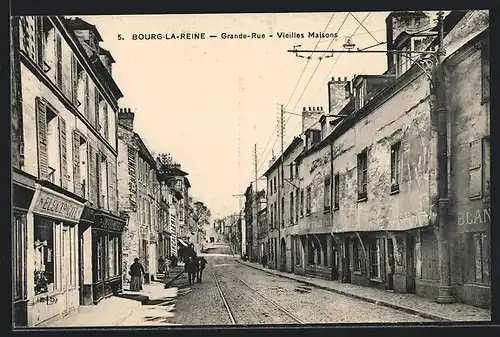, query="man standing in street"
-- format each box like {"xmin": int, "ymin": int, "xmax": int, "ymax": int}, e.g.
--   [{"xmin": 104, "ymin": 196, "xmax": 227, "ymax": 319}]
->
[{"xmin": 197, "ymin": 256, "xmax": 208, "ymax": 283}]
